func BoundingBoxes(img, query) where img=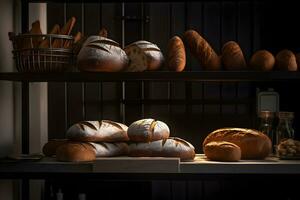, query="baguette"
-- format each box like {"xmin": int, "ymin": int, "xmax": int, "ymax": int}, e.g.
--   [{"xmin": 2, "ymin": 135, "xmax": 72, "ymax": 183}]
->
[
  {"xmin": 183, "ymin": 29, "xmax": 221, "ymax": 70},
  {"xmin": 167, "ymin": 36, "xmax": 186, "ymax": 72},
  {"xmin": 52, "ymin": 17, "xmax": 76, "ymax": 48},
  {"xmin": 39, "ymin": 24, "xmax": 60, "ymax": 48}
]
